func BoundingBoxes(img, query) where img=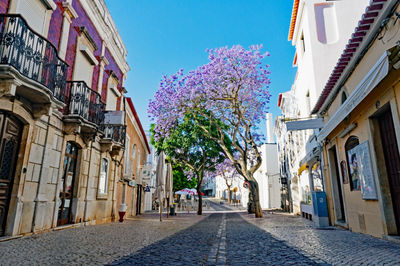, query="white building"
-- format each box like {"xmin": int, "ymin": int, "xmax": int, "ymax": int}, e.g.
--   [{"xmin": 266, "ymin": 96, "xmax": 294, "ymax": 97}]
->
[
  {"xmin": 252, "ymin": 113, "xmax": 281, "ymax": 209},
  {"xmin": 276, "ymin": 0, "xmax": 370, "ymax": 215},
  {"xmin": 143, "ymin": 131, "xmax": 158, "ymax": 212},
  {"xmin": 204, "ymin": 113, "xmax": 281, "ymax": 210}
]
